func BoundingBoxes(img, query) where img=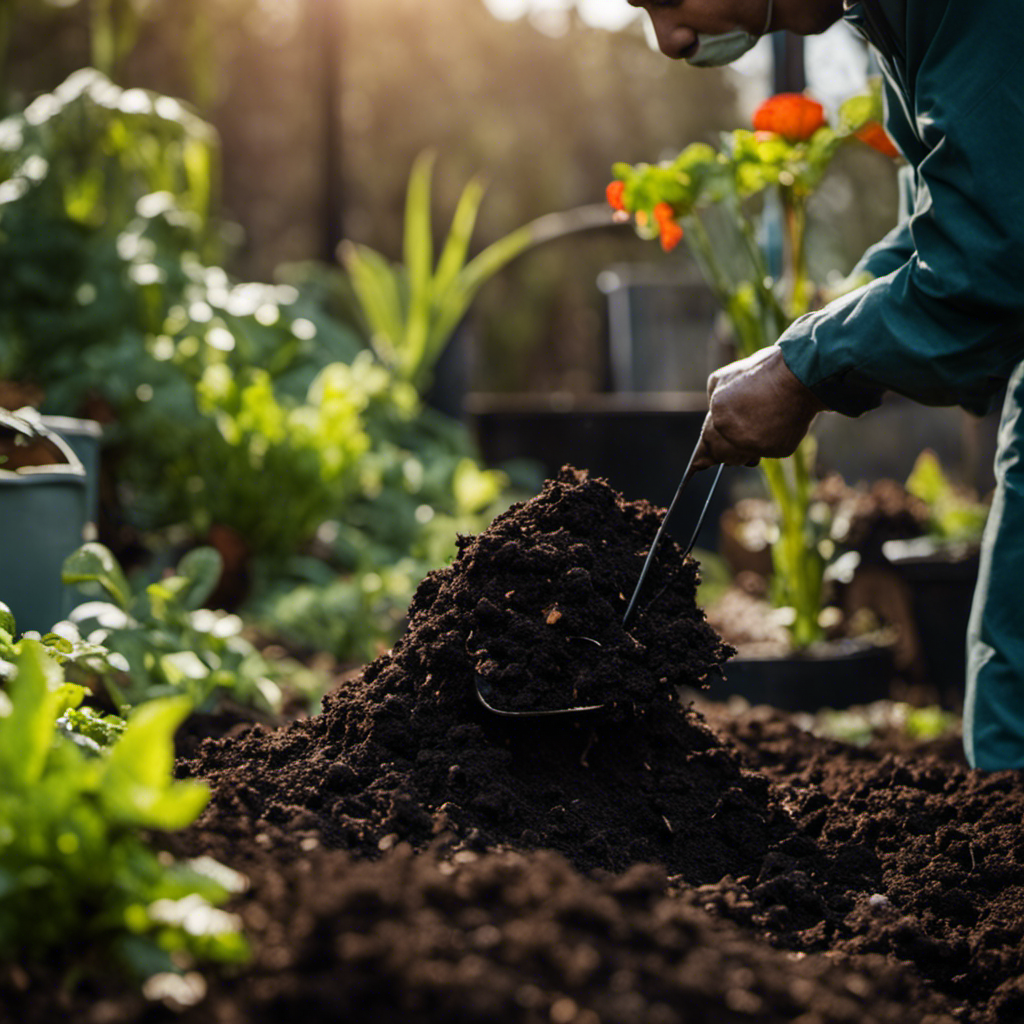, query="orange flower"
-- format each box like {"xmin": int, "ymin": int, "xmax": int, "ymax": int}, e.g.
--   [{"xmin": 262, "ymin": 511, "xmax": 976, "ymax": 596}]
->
[
  {"xmin": 855, "ymin": 121, "xmax": 900, "ymax": 160},
  {"xmin": 653, "ymin": 201, "xmax": 676, "ymax": 225},
  {"xmin": 752, "ymin": 93, "xmax": 826, "ymax": 143},
  {"xmin": 606, "ymin": 180, "xmax": 626, "ymax": 212},
  {"xmin": 659, "ymin": 219, "xmax": 684, "ymax": 253}
]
